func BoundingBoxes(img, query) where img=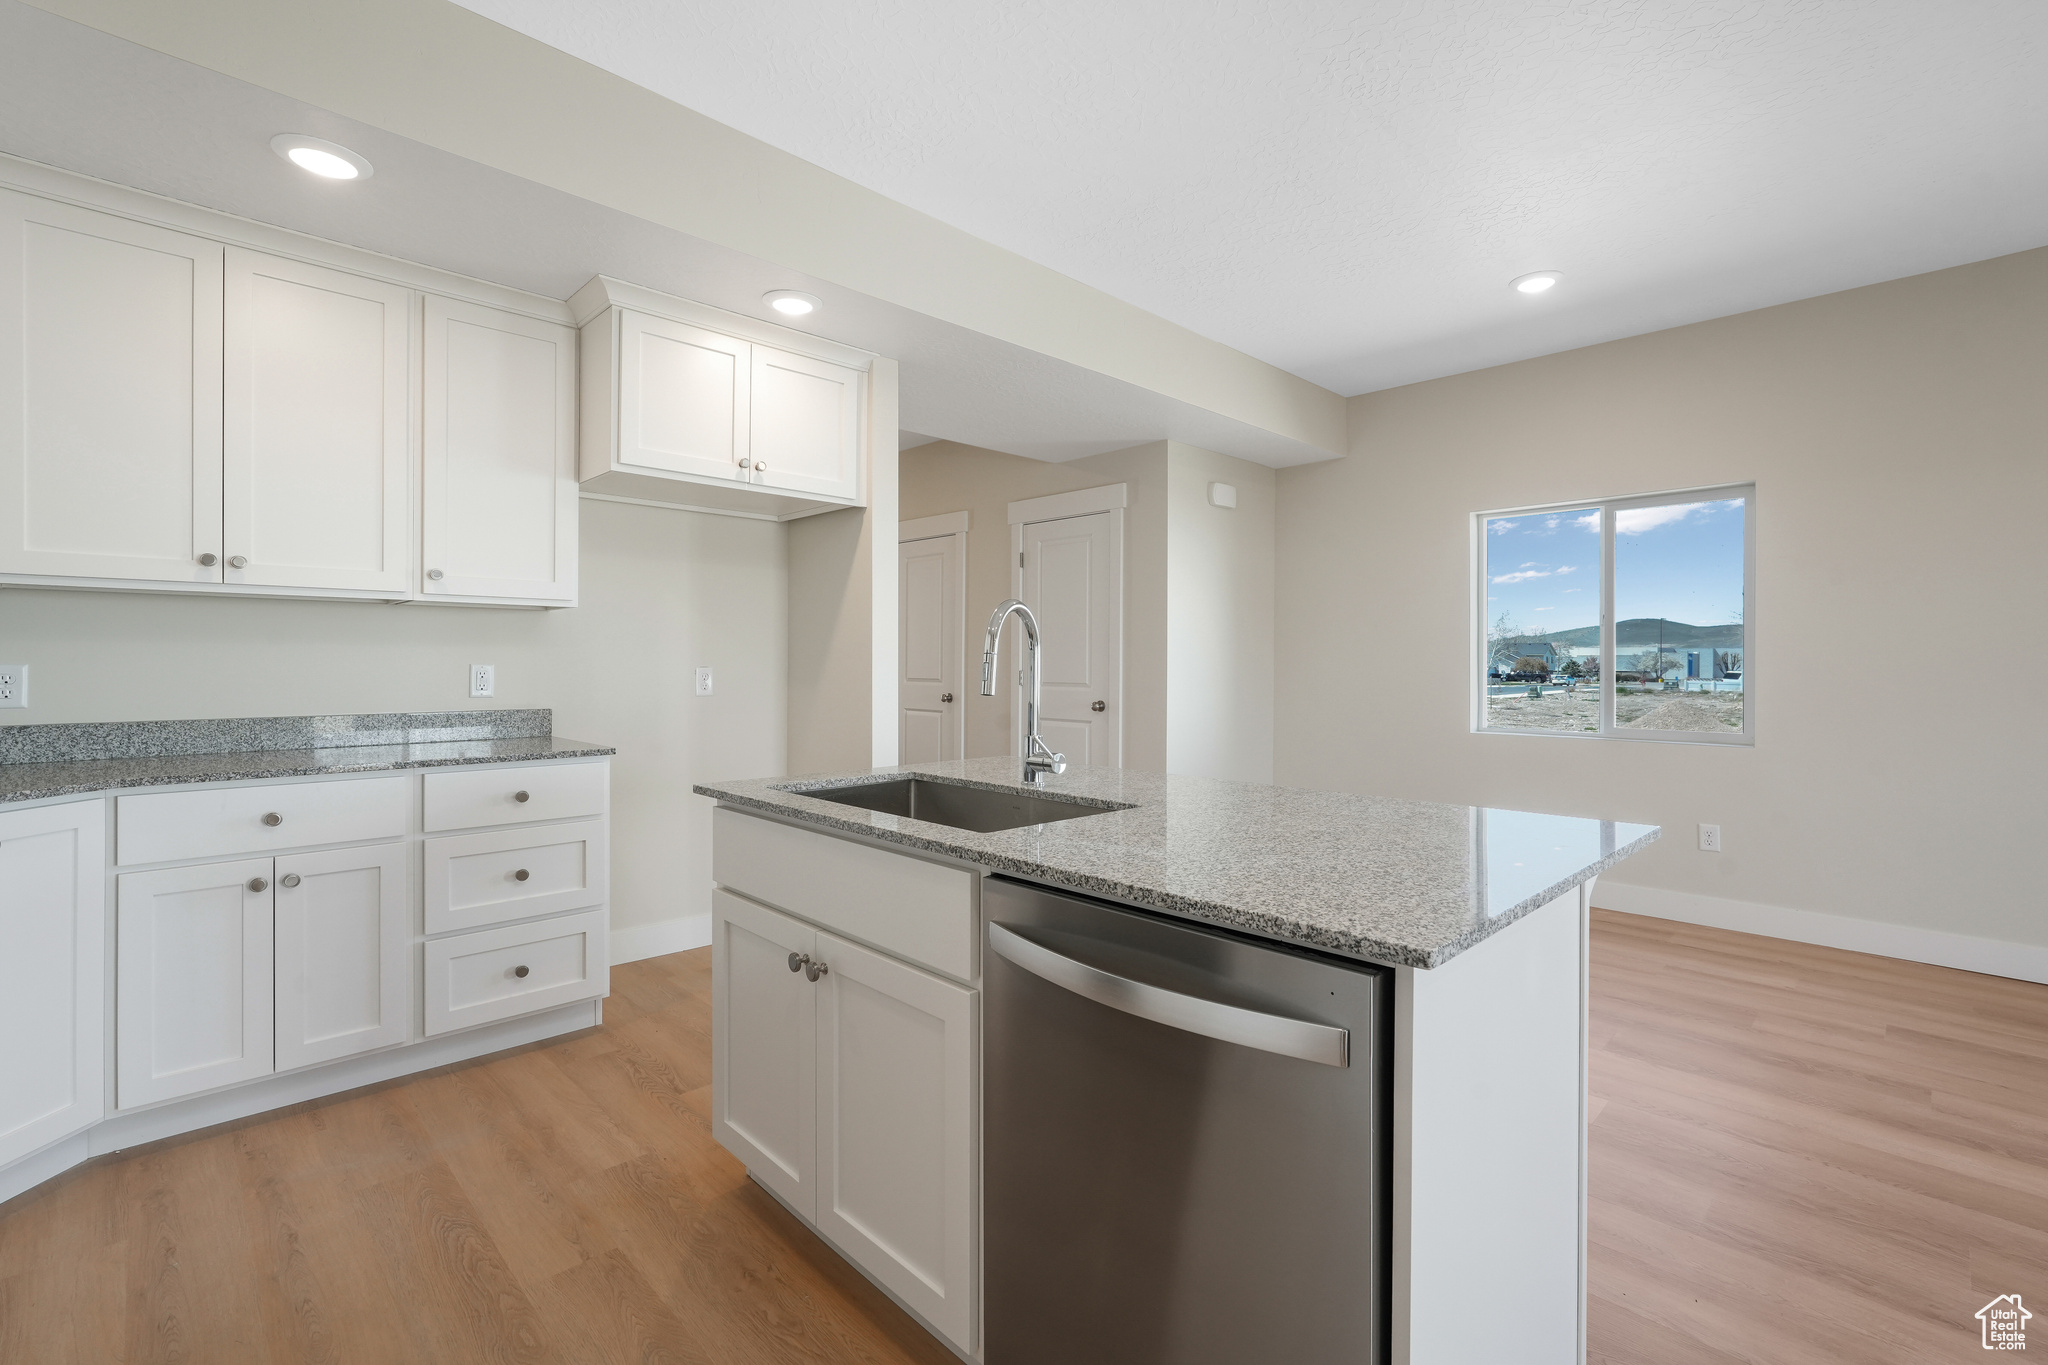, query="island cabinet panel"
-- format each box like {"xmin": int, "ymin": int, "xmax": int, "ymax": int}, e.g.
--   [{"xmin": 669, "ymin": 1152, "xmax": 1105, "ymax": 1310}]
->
[
  {"xmin": 711, "ymin": 808, "xmax": 978, "ymax": 982},
  {"xmin": 117, "ymin": 858, "xmax": 276, "ymax": 1108},
  {"xmin": 221, "ymin": 249, "xmax": 412, "ymax": 594},
  {"xmin": 0, "ymin": 190, "xmax": 224, "ymax": 585},
  {"xmin": 0, "ymin": 800, "xmax": 105, "ymax": 1170},
  {"xmin": 274, "ymin": 841, "xmax": 409, "ymax": 1070},
  {"xmin": 712, "ymin": 889, "xmax": 817, "ymax": 1219},
  {"xmin": 814, "ymin": 931, "xmax": 975, "ymax": 1353}
]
